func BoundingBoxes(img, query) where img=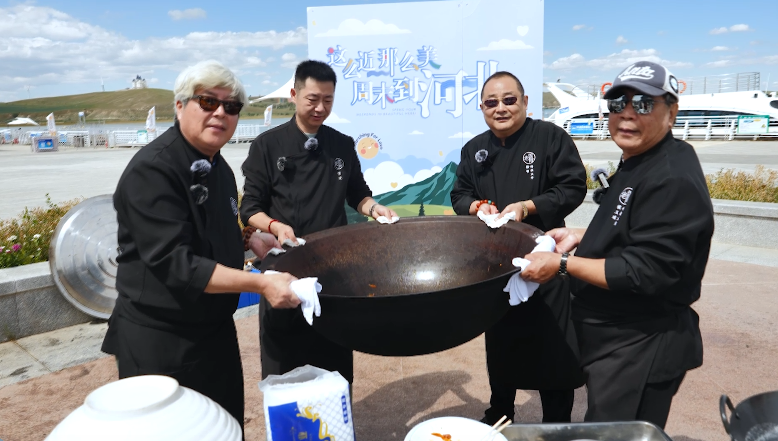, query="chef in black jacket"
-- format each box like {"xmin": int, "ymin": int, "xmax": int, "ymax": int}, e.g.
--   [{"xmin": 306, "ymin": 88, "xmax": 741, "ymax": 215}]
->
[
  {"xmin": 520, "ymin": 61, "xmax": 714, "ymax": 428},
  {"xmin": 450, "ymin": 71, "xmax": 587, "ymax": 424},
  {"xmin": 102, "ymin": 60, "xmax": 300, "ymax": 433},
  {"xmin": 240, "ymin": 60, "xmax": 397, "ymax": 384}
]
